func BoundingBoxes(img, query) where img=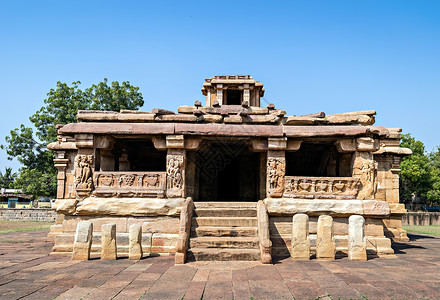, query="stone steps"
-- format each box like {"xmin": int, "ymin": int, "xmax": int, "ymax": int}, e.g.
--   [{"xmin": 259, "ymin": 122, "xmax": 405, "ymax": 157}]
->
[
  {"xmin": 194, "ymin": 208, "xmax": 257, "ymax": 217},
  {"xmin": 194, "ymin": 202, "xmax": 257, "ymax": 208},
  {"xmin": 191, "ymin": 217, "xmax": 258, "ymax": 227},
  {"xmin": 187, "ymin": 248, "xmax": 261, "ymax": 261},
  {"xmin": 190, "ymin": 237, "xmax": 259, "ymax": 249},
  {"xmin": 191, "ymin": 226, "xmax": 258, "ymax": 237},
  {"xmin": 188, "ymin": 202, "xmax": 260, "ymax": 262}
]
